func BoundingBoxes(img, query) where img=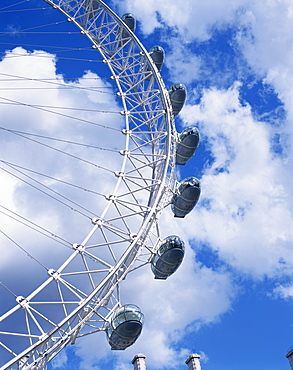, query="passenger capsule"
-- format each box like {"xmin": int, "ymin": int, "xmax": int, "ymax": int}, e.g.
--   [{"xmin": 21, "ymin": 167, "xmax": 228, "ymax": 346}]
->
[
  {"xmin": 146, "ymin": 46, "xmax": 165, "ymax": 80},
  {"xmin": 176, "ymin": 126, "xmax": 200, "ymax": 165},
  {"xmin": 168, "ymin": 83, "xmax": 186, "ymax": 116},
  {"xmin": 84, "ymin": 0, "xmax": 99, "ymax": 18},
  {"xmin": 171, "ymin": 177, "xmax": 201, "ymax": 218},
  {"xmin": 151, "ymin": 235, "xmax": 185, "ymax": 279},
  {"xmin": 120, "ymin": 13, "xmax": 136, "ymax": 47},
  {"xmin": 106, "ymin": 304, "xmax": 144, "ymax": 350}
]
